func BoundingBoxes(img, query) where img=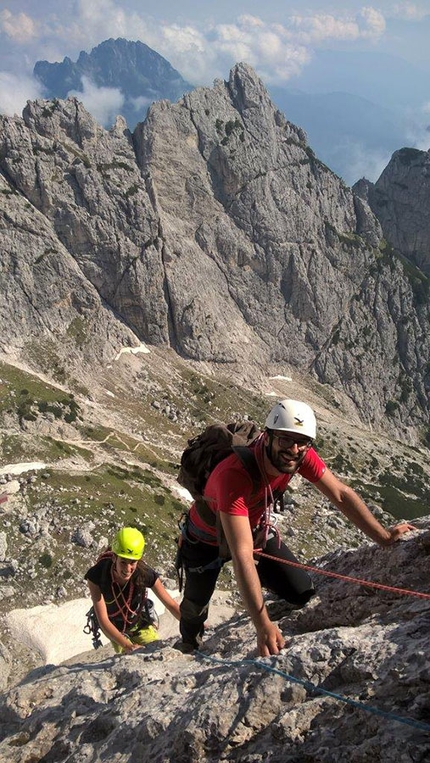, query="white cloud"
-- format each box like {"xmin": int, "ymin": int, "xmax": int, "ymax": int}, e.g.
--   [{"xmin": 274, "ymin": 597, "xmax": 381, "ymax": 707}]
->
[
  {"xmin": 359, "ymin": 7, "xmax": 386, "ymax": 37},
  {"xmin": 0, "ymin": 4, "xmax": 391, "ymax": 89},
  {"xmin": 391, "ymin": 3, "xmax": 429, "ymax": 20},
  {"xmin": 404, "ymin": 103, "xmax": 430, "ymax": 151},
  {"xmin": 157, "ymin": 24, "xmax": 212, "ymax": 82},
  {"xmin": 0, "ymin": 9, "xmax": 38, "ymax": 43},
  {"xmin": 160, "ymin": 9, "xmax": 387, "ymax": 85},
  {"xmin": 0, "ymin": 71, "xmax": 44, "ymax": 117},
  {"xmin": 129, "ymin": 95, "xmax": 153, "ymax": 112},
  {"xmin": 67, "ymin": 76, "xmax": 124, "ymax": 126},
  {"xmin": 338, "ymin": 140, "xmax": 393, "ymax": 184},
  {"xmin": 289, "ymin": 7, "xmax": 385, "ymax": 44},
  {"xmin": 289, "ymin": 14, "xmax": 358, "ymax": 43},
  {"xmin": 163, "ymin": 15, "xmax": 311, "ymax": 85},
  {"xmin": 55, "ymin": 0, "xmax": 155, "ymax": 51},
  {"xmin": 160, "ymin": 24, "xmax": 206, "ymax": 54}
]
